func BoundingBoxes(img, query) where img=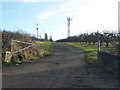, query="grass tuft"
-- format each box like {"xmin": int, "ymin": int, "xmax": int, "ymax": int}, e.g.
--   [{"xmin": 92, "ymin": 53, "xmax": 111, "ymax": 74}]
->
[{"xmin": 36, "ymin": 41, "xmax": 54, "ymax": 57}]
